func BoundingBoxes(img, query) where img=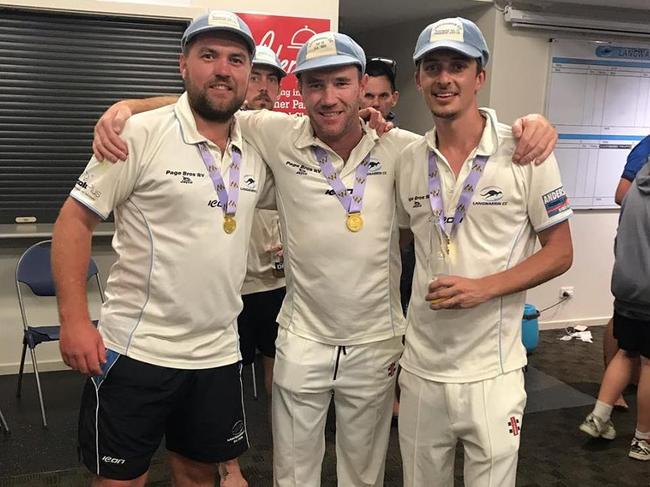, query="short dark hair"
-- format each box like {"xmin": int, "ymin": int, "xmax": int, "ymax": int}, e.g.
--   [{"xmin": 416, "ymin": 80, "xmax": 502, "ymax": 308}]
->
[{"xmin": 365, "ymin": 58, "xmax": 397, "ymax": 92}]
